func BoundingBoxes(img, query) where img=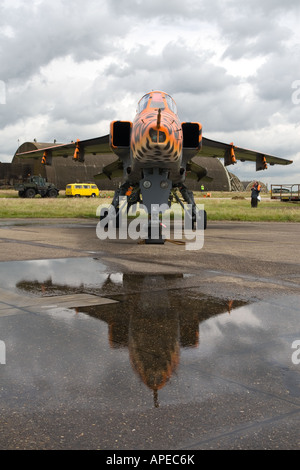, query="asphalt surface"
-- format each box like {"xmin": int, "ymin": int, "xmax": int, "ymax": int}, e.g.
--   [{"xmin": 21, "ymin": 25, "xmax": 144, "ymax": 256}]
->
[{"xmin": 0, "ymin": 218, "xmax": 299, "ymax": 451}]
